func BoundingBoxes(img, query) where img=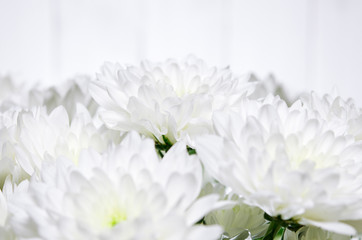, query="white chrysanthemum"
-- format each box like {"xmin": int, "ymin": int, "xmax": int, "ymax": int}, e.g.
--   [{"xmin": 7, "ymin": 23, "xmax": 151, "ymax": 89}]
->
[
  {"xmin": 29, "ymin": 75, "xmax": 98, "ymax": 118},
  {"xmin": 90, "ymin": 56, "xmax": 257, "ymax": 146},
  {"xmin": 0, "ymin": 104, "xmax": 119, "ymax": 187},
  {"xmin": 0, "ymin": 177, "xmax": 28, "ymax": 240},
  {"xmin": 301, "ymin": 92, "xmax": 362, "ymax": 140},
  {"xmin": 195, "ymin": 95, "xmax": 362, "ymax": 236},
  {"xmin": 0, "ymin": 108, "xmax": 29, "ymax": 188},
  {"xmin": 0, "ymin": 75, "xmax": 98, "ymax": 117},
  {"xmin": 9, "ymin": 132, "xmax": 227, "ymax": 240},
  {"xmin": 248, "ymin": 73, "xmax": 290, "ymax": 104},
  {"xmin": 201, "ymin": 183, "xmax": 267, "ymax": 239}
]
